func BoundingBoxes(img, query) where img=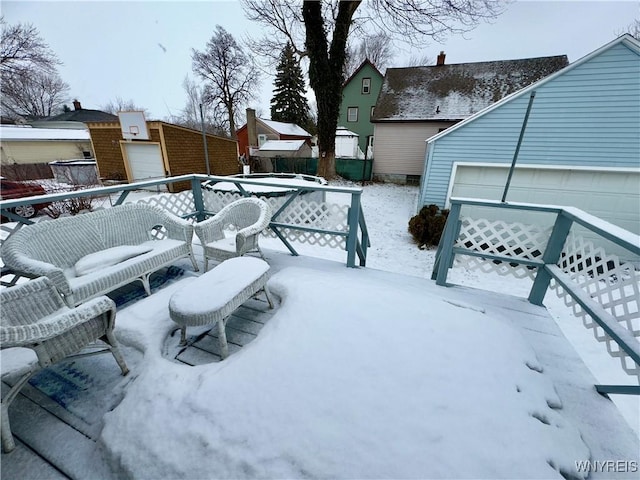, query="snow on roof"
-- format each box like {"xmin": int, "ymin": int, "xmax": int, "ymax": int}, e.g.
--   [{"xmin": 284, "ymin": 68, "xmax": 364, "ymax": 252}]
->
[
  {"xmin": 426, "ymin": 34, "xmax": 640, "ymax": 145},
  {"xmin": 259, "ymin": 139, "xmax": 305, "ymax": 151},
  {"xmin": 373, "ymin": 55, "xmax": 568, "ymax": 122},
  {"xmin": 0, "ymin": 125, "xmax": 90, "ymax": 141},
  {"xmin": 260, "ymin": 119, "xmax": 311, "ymax": 137},
  {"xmin": 336, "ymin": 127, "xmax": 358, "ymax": 137}
]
